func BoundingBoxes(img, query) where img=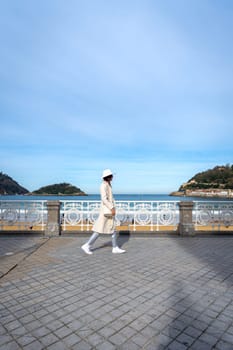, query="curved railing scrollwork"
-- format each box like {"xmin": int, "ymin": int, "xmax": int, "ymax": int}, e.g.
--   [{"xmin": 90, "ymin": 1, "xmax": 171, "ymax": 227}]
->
[
  {"xmin": 61, "ymin": 201, "xmax": 179, "ymax": 231},
  {"xmin": 194, "ymin": 202, "xmax": 233, "ymax": 229},
  {"xmin": 1, "ymin": 200, "xmax": 233, "ymax": 232},
  {"xmin": 0, "ymin": 201, "xmax": 47, "ymax": 230}
]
